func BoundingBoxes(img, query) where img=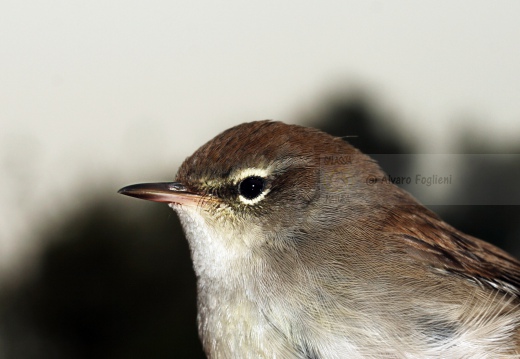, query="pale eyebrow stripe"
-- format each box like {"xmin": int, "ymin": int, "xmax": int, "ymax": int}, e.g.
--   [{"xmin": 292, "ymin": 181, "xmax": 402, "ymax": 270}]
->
[{"xmin": 231, "ymin": 167, "xmax": 270, "ymax": 185}]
